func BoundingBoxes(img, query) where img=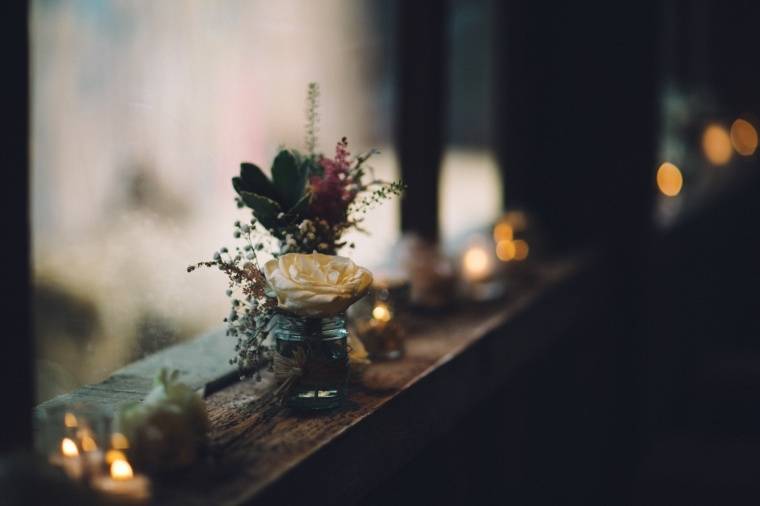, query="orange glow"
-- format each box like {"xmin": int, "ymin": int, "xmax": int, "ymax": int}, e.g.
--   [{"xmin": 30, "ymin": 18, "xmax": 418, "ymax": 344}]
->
[
  {"xmin": 496, "ymin": 240, "xmax": 516, "ymax": 261},
  {"xmin": 493, "ymin": 222, "xmax": 513, "ymax": 242},
  {"xmin": 61, "ymin": 438, "xmax": 79, "ymax": 457},
  {"xmin": 703, "ymin": 124, "xmax": 732, "ymax": 165},
  {"xmin": 463, "ymin": 245, "xmax": 491, "ymax": 280},
  {"xmin": 64, "ymin": 412, "xmax": 78, "ymax": 428},
  {"xmin": 111, "ymin": 459, "xmax": 134, "ymax": 481},
  {"xmin": 111, "ymin": 432, "xmax": 129, "ymax": 450},
  {"xmin": 372, "ymin": 303, "xmax": 392, "ymax": 322},
  {"xmin": 730, "ymin": 118, "xmax": 758, "ymax": 156},
  {"xmin": 656, "ymin": 162, "xmax": 683, "ymax": 197},
  {"xmin": 106, "ymin": 450, "xmax": 127, "ymax": 465},
  {"xmin": 81, "ymin": 434, "xmax": 97, "ymax": 452},
  {"xmin": 513, "ymin": 239, "xmax": 529, "ymax": 261}
]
